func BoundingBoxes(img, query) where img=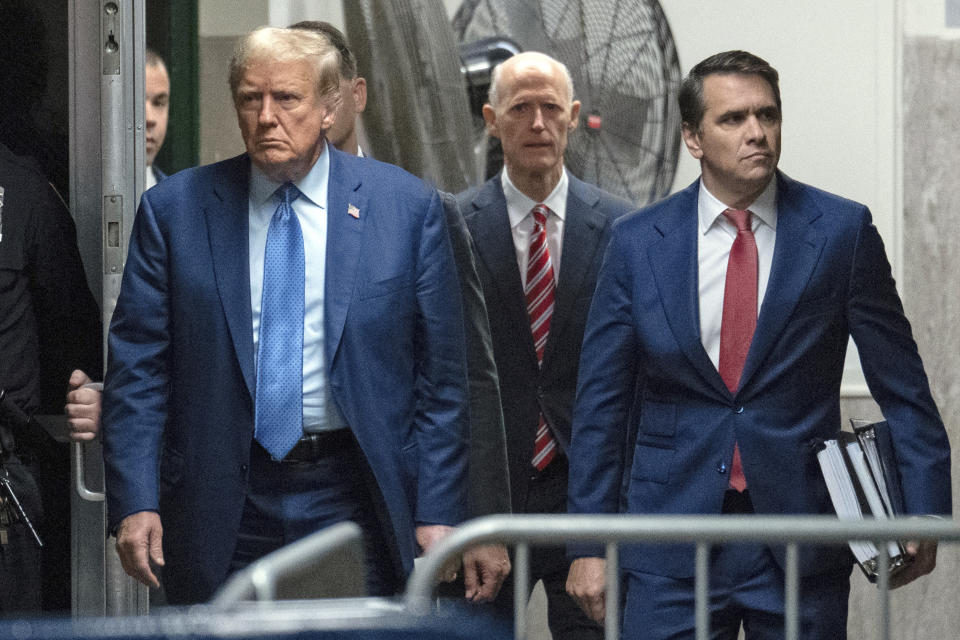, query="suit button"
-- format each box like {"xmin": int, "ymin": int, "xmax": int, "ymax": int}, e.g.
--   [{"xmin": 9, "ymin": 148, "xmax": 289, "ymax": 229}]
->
[
  {"xmin": 240, "ymin": 464, "xmax": 248, "ymax": 472},
  {"xmin": 717, "ymin": 461, "xmax": 728, "ymax": 474},
  {"xmin": 735, "ymin": 406, "xmax": 744, "ymax": 414}
]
